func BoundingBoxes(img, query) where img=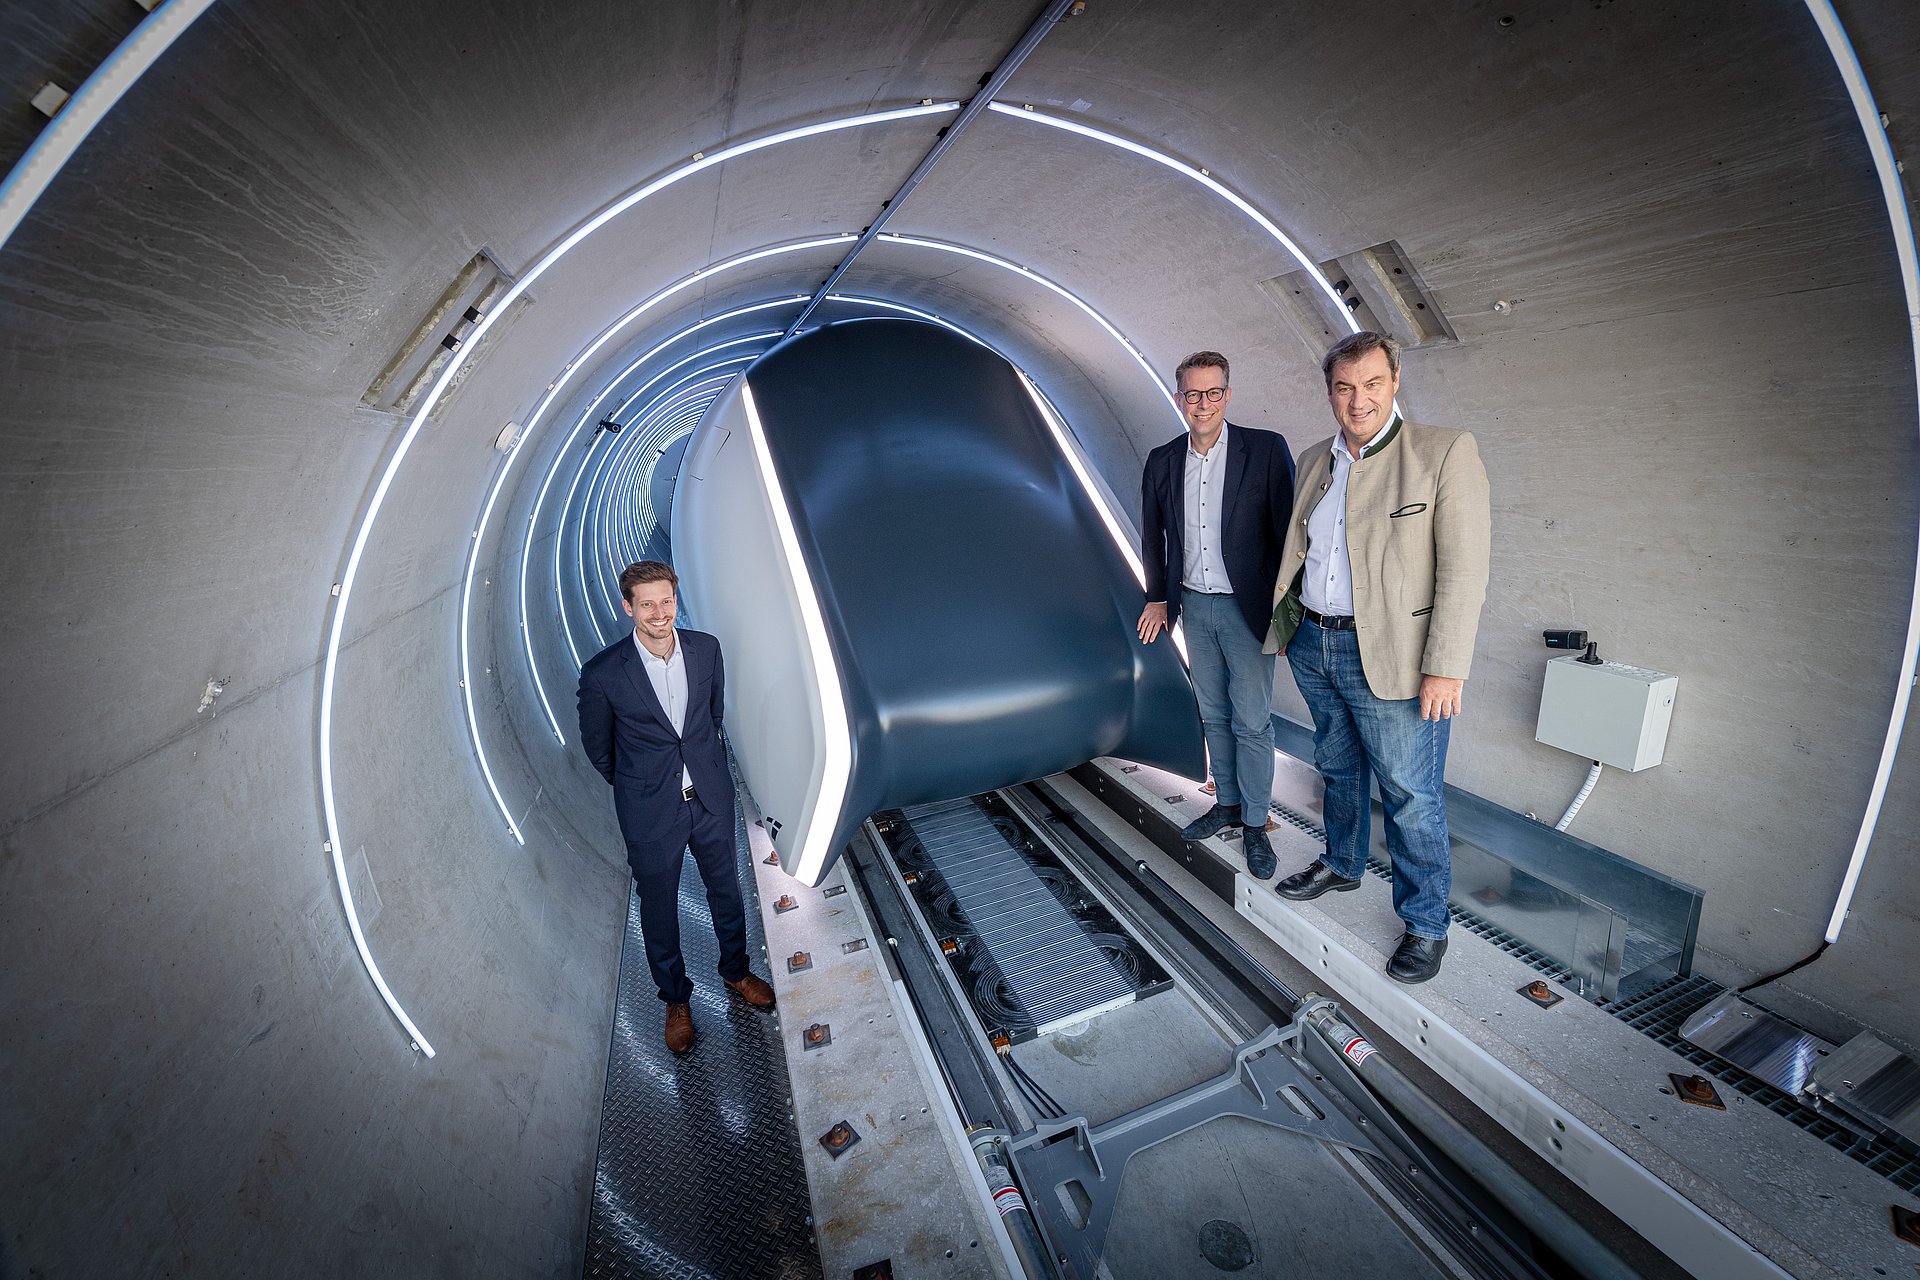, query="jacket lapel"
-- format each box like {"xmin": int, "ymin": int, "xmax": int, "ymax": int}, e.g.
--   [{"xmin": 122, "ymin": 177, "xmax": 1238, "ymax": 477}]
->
[
  {"xmin": 620, "ymin": 638, "xmax": 678, "ymax": 737},
  {"xmin": 1219, "ymin": 424, "xmax": 1248, "ymax": 532},
  {"xmin": 1165, "ymin": 441, "xmax": 1186, "ymax": 533}
]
